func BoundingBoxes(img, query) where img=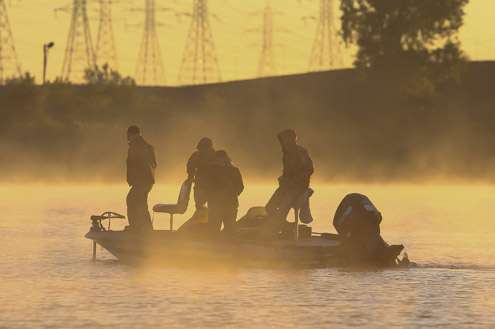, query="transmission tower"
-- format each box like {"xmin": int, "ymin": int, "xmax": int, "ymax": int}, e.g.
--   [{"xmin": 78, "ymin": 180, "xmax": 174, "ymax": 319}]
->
[
  {"xmin": 135, "ymin": 0, "xmax": 165, "ymax": 85},
  {"xmin": 0, "ymin": 0, "xmax": 21, "ymax": 84},
  {"xmin": 178, "ymin": 0, "xmax": 221, "ymax": 85},
  {"xmin": 309, "ymin": 0, "xmax": 342, "ymax": 71},
  {"xmin": 258, "ymin": 1, "xmax": 276, "ymax": 77},
  {"xmin": 95, "ymin": 0, "xmax": 118, "ymax": 70},
  {"xmin": 61, "ymin": 0, "xmax": 96, "ymax": 82}
]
